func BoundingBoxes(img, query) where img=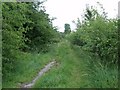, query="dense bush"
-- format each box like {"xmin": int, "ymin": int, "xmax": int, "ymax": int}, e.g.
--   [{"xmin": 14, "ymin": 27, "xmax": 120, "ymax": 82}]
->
[
  {"xmin": 23, "ymin": 6, "xmax": 56, "ymax": 52},
  {"xmin": 2, "ymin": 3, "xmax": 28, "ymax": 76},
  {"xmin": 67, "ymin": 5, "xmax": 118, "ymax": 87},
  {"xmin": 2, "ymin": 2, "xmax": 59, "ymax": 78},
  {"xmin": 69, "ymin": 5, "xmax": 118, "ymax": 65}
]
